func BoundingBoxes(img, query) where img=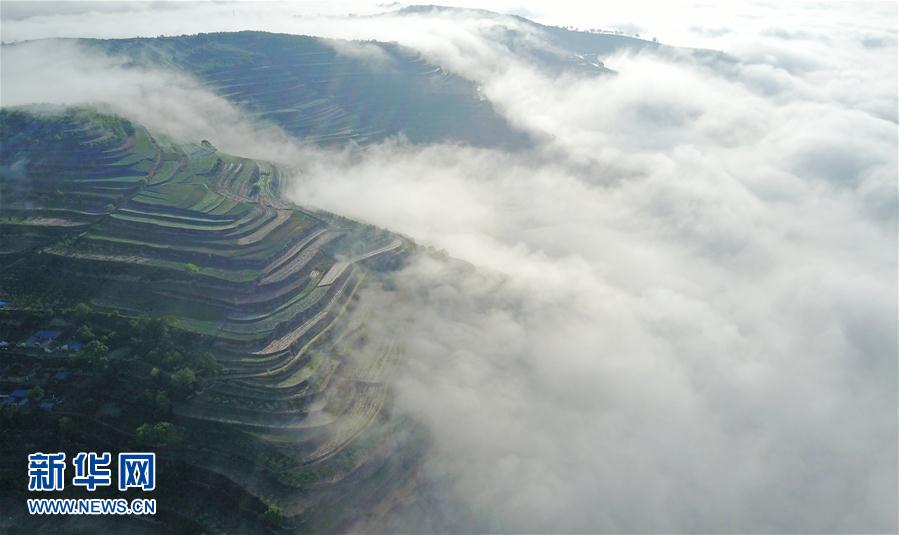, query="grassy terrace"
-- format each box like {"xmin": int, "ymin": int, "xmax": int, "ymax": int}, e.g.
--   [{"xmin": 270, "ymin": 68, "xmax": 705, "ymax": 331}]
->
[
  {"xmin": 0, "ymin": 107, "xmax": 411, "ymax": 531},
  {"xmin": 86, "ymin": 31, "xmax": 531, "ymax": 149}
]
